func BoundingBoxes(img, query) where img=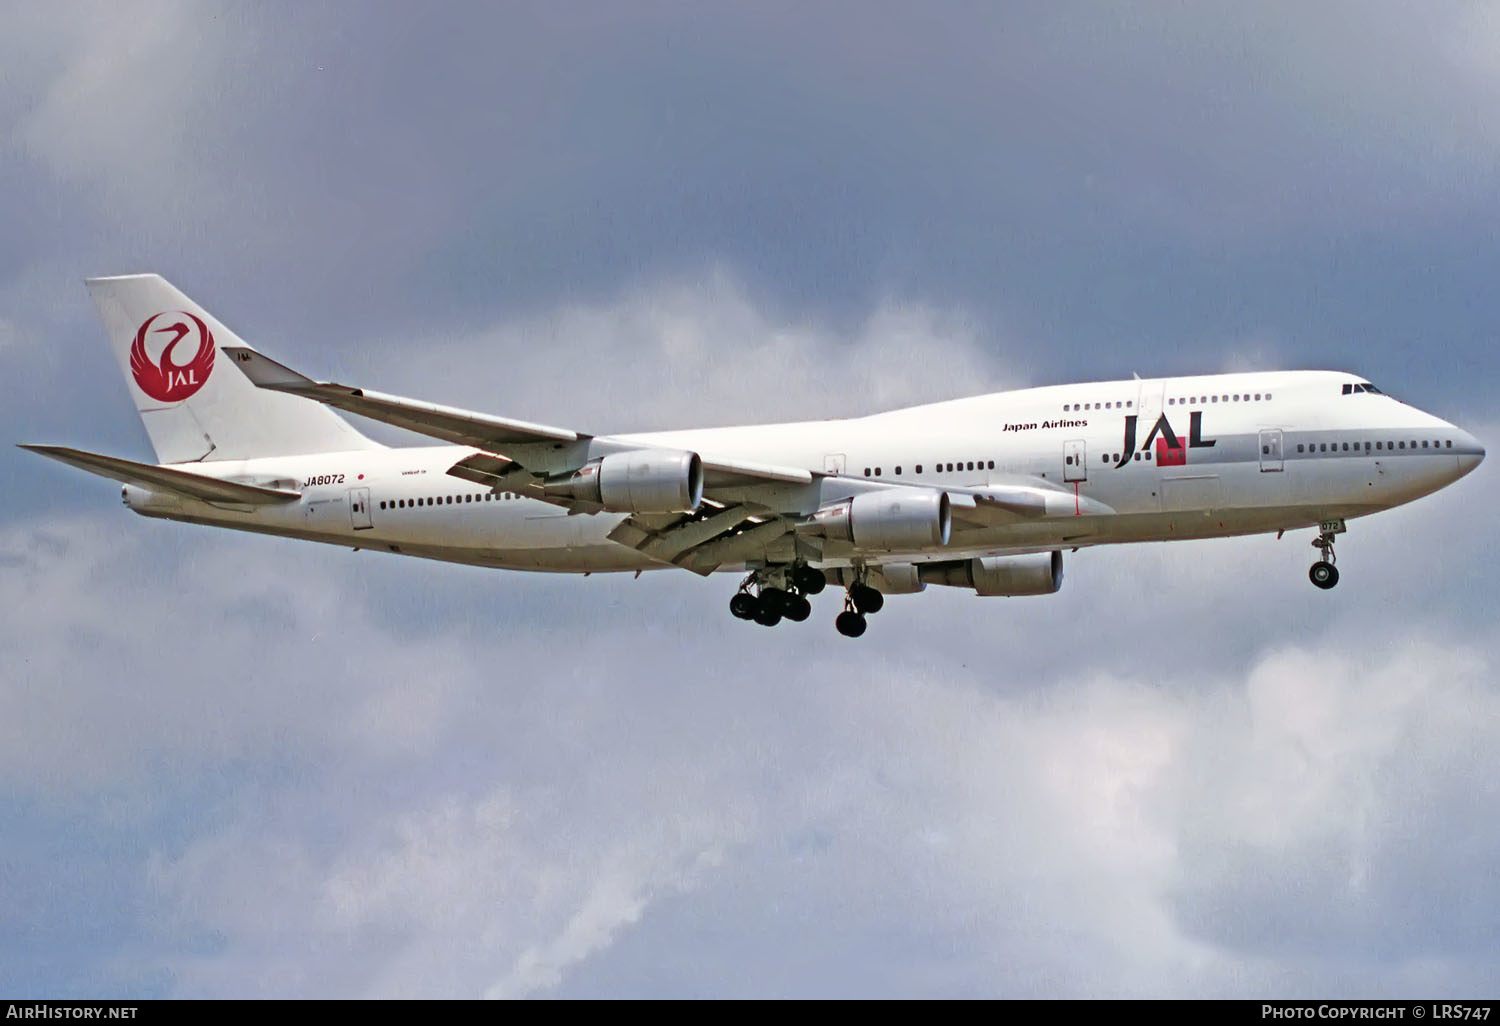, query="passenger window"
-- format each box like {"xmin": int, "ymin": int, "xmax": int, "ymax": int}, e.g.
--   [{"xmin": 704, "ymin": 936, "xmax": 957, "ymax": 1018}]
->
[
  {"xmin": 1446, "ymin": 440, "xmax": 1452, "ymax": 448},
  {"xmin": 895, "ymin": 466, "xmax": 903, "ymax": 475},
  {"xmin": 967, "ymin": 461, "xmax": 974, "ymax": 471},
  {"xmin": 916, "ymin": 464, "xmax": 923, "ymax": 474},
  {"xmin": 1422, "ymin": 441, "xmax": 1428, "ymax": 448},
  {"xmin": 875, "ymin": 467, "xmax": 882, "ymax": 475},
  {"xmin": 1133, "ymin": 452, "xmax": 1141, "ymax": 461},
  {"xmin": 864, "ymin": 468, "xmax": 870, "ymax": 477},
  {"xmin": 1398, "ymin": 442, "xmax": 1405, "ymax": 449},
  {"xmin": 1126, "ymin": 401, "xmax": 1133, "ymax": 408},
  {"xmin": 1255, "ymin": 393, "xmax": 1261, "ymax": 400},
  {"xmin": 987, "ymin": 460, "xmax": 995, "ymax": 469},
  {"xmin": 1212, "ymin": 396, "xmax": 1218, "ymax": 403},
  {"xmin": 1342, "ymin": 443, "xmax": 1349, "ymax": 451},
  {"xmin": 1297, "ymin": 444, "xmax": 1304, "ymax": 453},
  {"xmin": 1265, "ymin": 393, "xmax": 1272, "ymax": 400},
  {"xmin": 1065, "ymin": 456, "xmax": 1073, "ymax": 465}
]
